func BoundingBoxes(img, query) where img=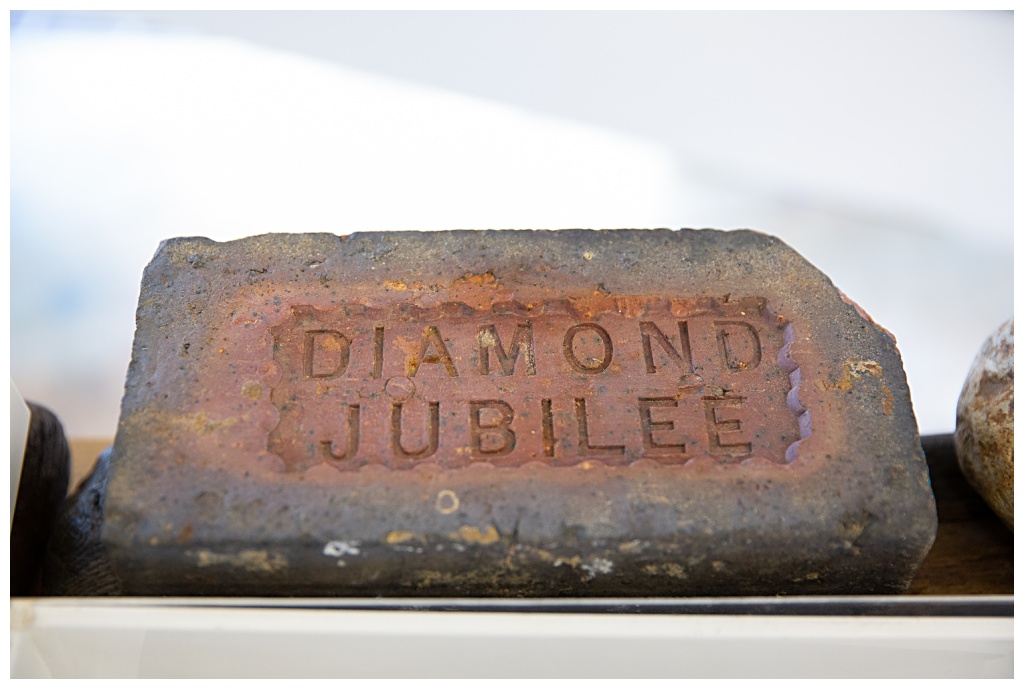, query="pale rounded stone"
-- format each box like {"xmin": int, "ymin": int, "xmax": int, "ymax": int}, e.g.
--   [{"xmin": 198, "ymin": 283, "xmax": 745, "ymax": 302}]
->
[{"xmin": 956, "ymin": 319, "xmax": 1014, "ymax": 529}]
